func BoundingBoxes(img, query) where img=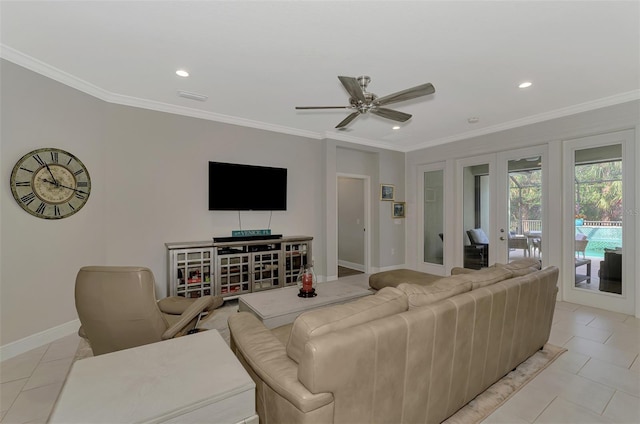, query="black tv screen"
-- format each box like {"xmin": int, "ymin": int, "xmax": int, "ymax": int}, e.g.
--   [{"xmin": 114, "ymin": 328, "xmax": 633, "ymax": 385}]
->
[{"xmin": 208, "ymin": 162, "xmax": 287, "ymax": 211}]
